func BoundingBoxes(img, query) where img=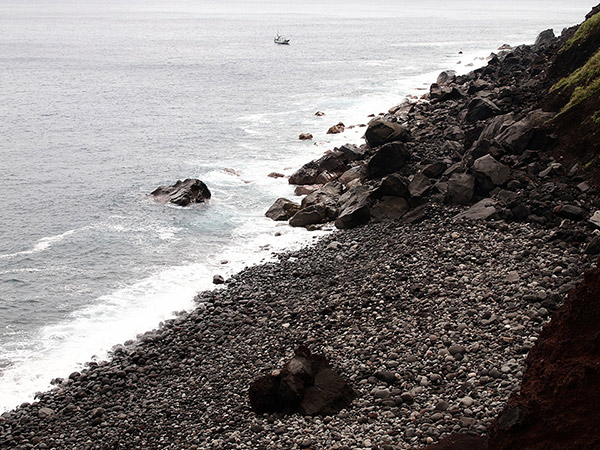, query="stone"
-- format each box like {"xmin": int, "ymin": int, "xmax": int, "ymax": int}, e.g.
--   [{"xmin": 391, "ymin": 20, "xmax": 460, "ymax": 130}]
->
[
  {"xmin": 373, "ymin": 388, "xmax": 391, "ymax": 399},
  {"xmin": 460, "ymin": 396, "xmax": 474, "ymax": 407},
  {"xmin": 326, "ymin": 122, "xmax": 345, "ymax": 134},
  {"xmin": 473, "ymin": 154, "xmax": 510, "ymax": 186},
  {"xmin": 370, "ymin": 197, "xmax": 409, "ymax": 222},
  {"xmin": 364, "ymin": 118, "xmax": 411, "ymax": 147},
  {"xmin": 585, "ymin": 236, "xmax": 600, "ymax": 255},
  {"xmin": 422, "ymin": 162, "xmax": 447, "ymax": 178},
  {"xmin": 335, "ymin": 186, "xmax": 371, "ymax": 230},
  {"xmin": 589, "ymin": 211, "xmax": 600, "ymax": 228},
  {"xmin": 315, "ymin": 111, "xmax": 325, "ymax": 116},
  {"xmin": 151, "ymin": 179, "xmax": 211, "ymax": 206},
  {"xmin": 367, "ymin": 142, "xmax": 411, "ymax": 178},
  {"xmin": 213, "ymin": 275, "xmax": 225, "ymax": 284},
  {"xmin": 448, "ymin": 344, "xmax": 466, "ymax": 355},
  {"xmin": 298, "ymin": 133, "xmax": 313, "ymax": 140},
  {"xmin": 289, "ymin": 204, "xmax": 330, "ymax": 227},
  {"xmin": 372, "ymin": 173, "xmax": 410, "ymax": 199},
  {"xmin": 454, "ymin": 198, "xmax": 498, "ymax": 220},
  {"xmin": 38, "ymin": 407, "xmax": 54, "ymax": 419},
  {"xmin": 408, "ymin": 173, "xmax": 432, "ymax": 198},
  {"xmin": 289, "ymin": 151, "xmax": 348, "ymax": 185},
  {"xmin": 338, "ymin": 143, "xmax": 367, "ymax": 161},
  {"xmin": 268, "ymin": 172, "xmax": 284, "ymax": 178},
  {"xmin": 338, "ymin": 165, "xmax": 366, "ymax": 185},
  {"xmin": 265, "ymin": 198, "xmax": 301, "ymax": 221},
  {"xmin": 437, "ymin": 70, "xmax": 457, "ymax": 85},
  {"xmin": 465, "ymin": 97, "xmax": 502, "ymax": 122},
  {"xmin": 534, "ymin": 29, "xmax": 555, "ymax": 47},
  {"xmin": 495, "ymin": 109, "xmax": 554, "ymax": 154},
  {"xmin": 446, "ymin": 173, "xmax": 475, "ymax": 205},
  {"xmin": 553, "ymin": 204, "xmax": 586, "ymax": 221}
]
